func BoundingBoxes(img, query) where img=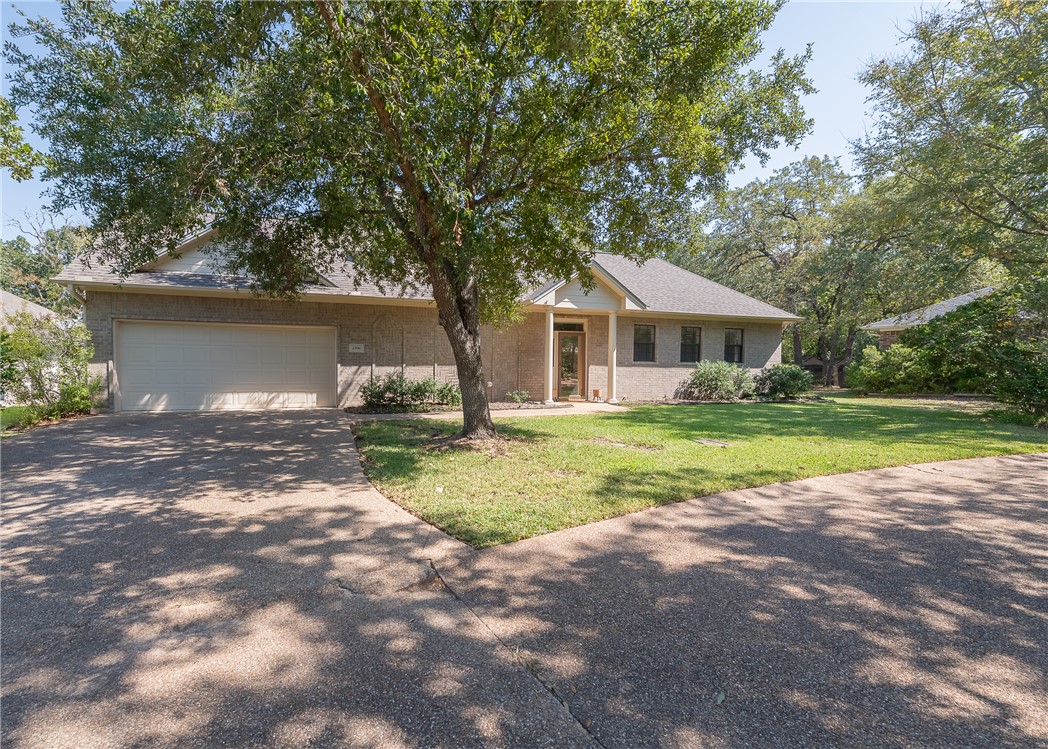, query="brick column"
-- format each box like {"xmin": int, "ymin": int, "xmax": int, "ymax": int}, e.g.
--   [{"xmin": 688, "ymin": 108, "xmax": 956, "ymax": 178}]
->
[
  {"xmin": 544, "ymin": 308, "xmax": 555, "ymax": 404},
  {"xmin": 607, "ymin": 311, "xmax": 618, "ymax": 403}
]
